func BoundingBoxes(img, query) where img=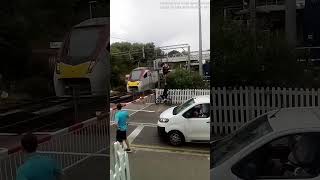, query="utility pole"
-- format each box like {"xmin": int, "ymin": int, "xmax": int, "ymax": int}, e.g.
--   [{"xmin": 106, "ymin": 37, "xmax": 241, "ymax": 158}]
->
[
  {"xmin": 187, "ymin": 46, "xmax": 191, "ymax": 71},
  {"xmin": 89, "ymin": 1, "xmax": 97, "ymax": 19},
  {"xmin": 285, "ymin": 0, "xmax": 296, "ymax": 48},
  {"xmin": 198, "ymin": 0, "xmax": 203, "ymax": 76}
]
